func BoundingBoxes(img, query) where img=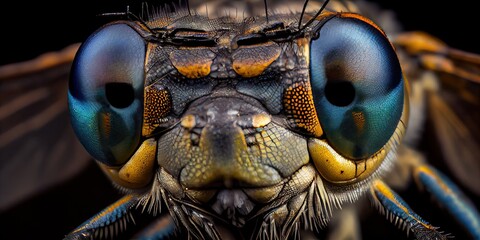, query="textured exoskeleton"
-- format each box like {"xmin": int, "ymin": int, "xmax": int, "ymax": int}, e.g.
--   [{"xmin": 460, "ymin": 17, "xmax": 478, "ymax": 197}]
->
[{"xmin": 0, "ymin": 1, "xmax": 479, "ymax": 239}]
